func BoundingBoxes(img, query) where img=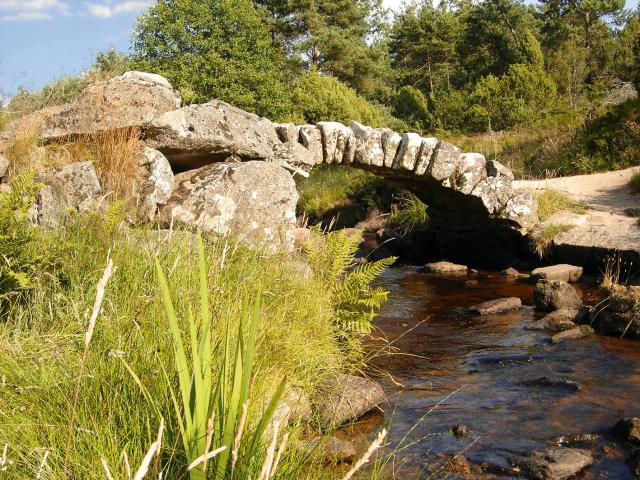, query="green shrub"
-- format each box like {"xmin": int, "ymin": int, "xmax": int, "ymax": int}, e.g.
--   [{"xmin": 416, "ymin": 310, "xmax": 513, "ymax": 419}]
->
[
  {"xmin": 393, "ymin": 86, "xmax": 429, "ymax": 130},
  {"xmin": 289, "ymin": 71, "xmax": 404, "ymax": 128}
]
